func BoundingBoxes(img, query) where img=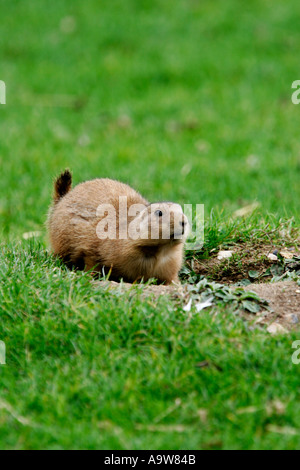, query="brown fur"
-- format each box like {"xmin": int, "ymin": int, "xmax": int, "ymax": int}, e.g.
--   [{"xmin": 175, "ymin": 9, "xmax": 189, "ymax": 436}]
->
[{"xmin": 48, "ymin": 171, "xmax": 189, "ymax": 284}]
